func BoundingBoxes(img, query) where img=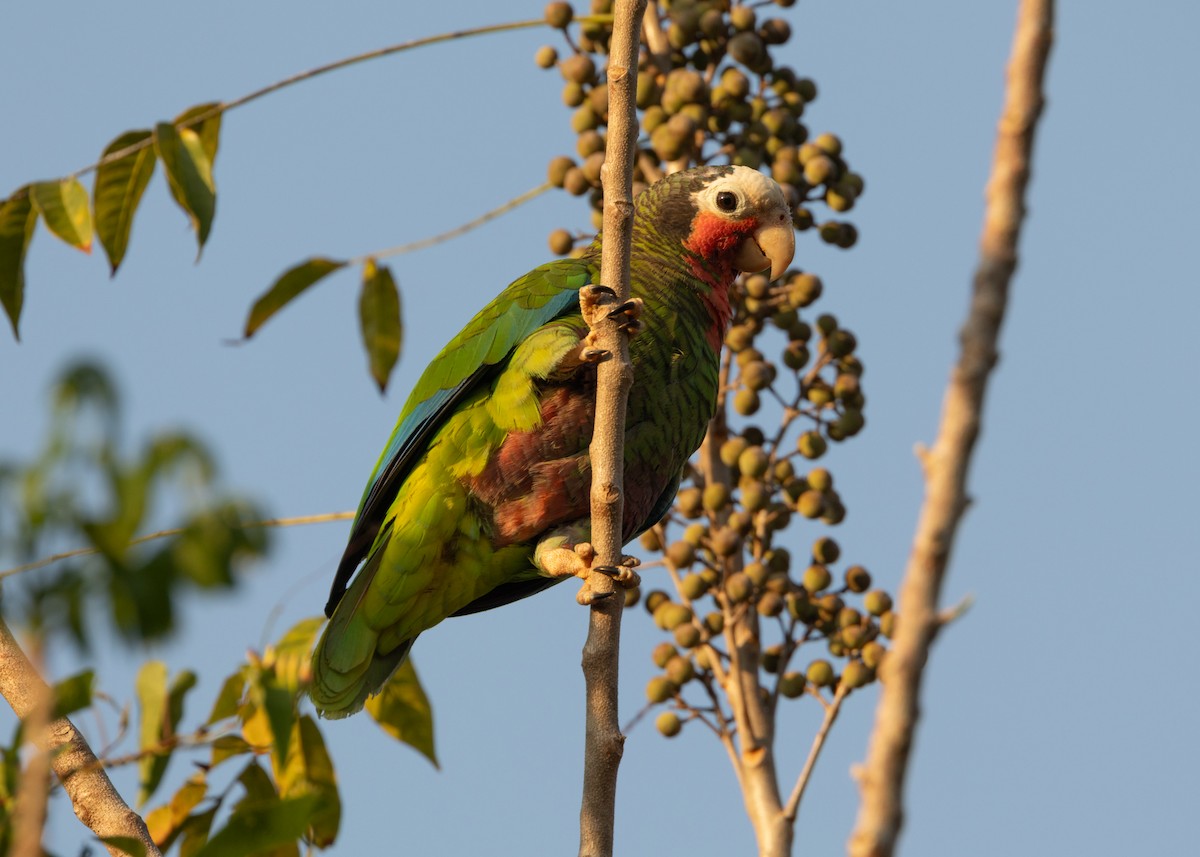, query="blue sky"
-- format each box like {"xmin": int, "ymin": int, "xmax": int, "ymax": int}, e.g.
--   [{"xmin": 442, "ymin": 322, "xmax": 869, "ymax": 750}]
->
[{"xmin": 2, "ymin": 1, "xmax": 1199, "ymax": 854}]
